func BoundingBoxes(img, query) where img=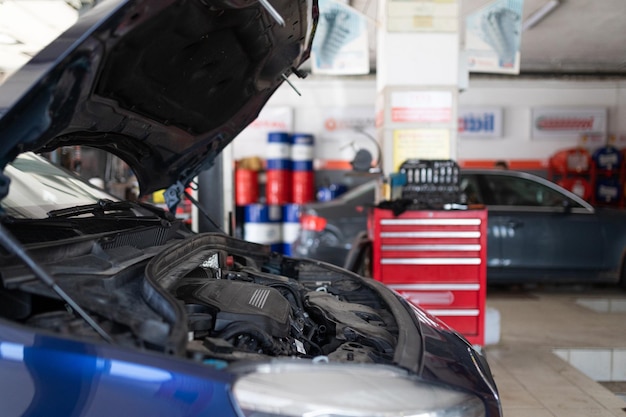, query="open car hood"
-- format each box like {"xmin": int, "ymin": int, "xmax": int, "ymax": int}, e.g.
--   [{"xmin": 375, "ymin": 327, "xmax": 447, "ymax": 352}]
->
[{"xmin": 0, "ymin": 0, "xmax": 316, "ymax": 204}]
